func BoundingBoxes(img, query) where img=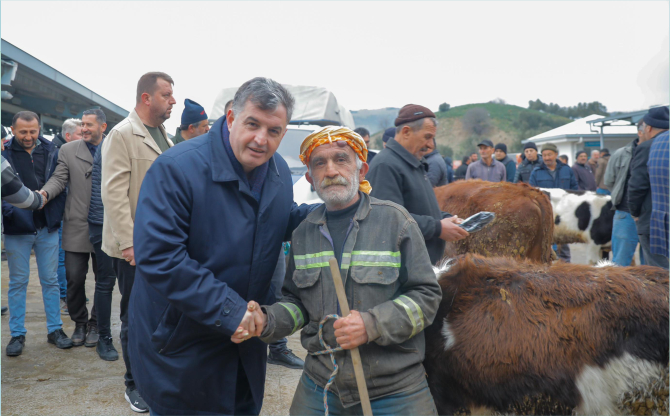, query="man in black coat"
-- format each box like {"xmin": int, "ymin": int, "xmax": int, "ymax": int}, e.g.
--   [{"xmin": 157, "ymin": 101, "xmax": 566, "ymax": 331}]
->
[
  {"xmin": 454, "ymin": 156, "xmax": 470, "ymax": 181},
  {"xmin": 367, "ymin": 104, "xmax": 468, "ymax": 264},
  {"xmin": 572, "ymin": 150, "xmax": 597, "ymax": 191},
  {"xmin": 628, "ymin": 106, "xmax": 669, "ymax": 268}
]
